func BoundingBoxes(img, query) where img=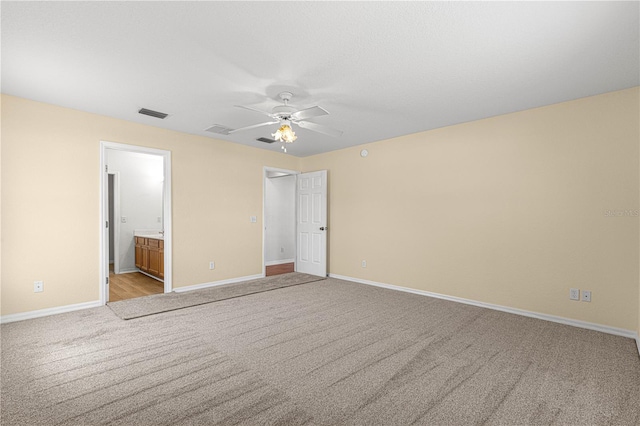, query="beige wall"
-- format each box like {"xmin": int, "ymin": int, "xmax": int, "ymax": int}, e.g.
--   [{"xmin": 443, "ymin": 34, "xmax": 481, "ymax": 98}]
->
[
  {"xmin": 302, "ymin": 88, "xmax": 640, "ymax": 331},
  {"xmin": 1, "ymin": 94, "xmax": 298, "ymax": 316},
  {"xmin": 3, "ymin": 89, "xmax": 639, "ymax": 332}
]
